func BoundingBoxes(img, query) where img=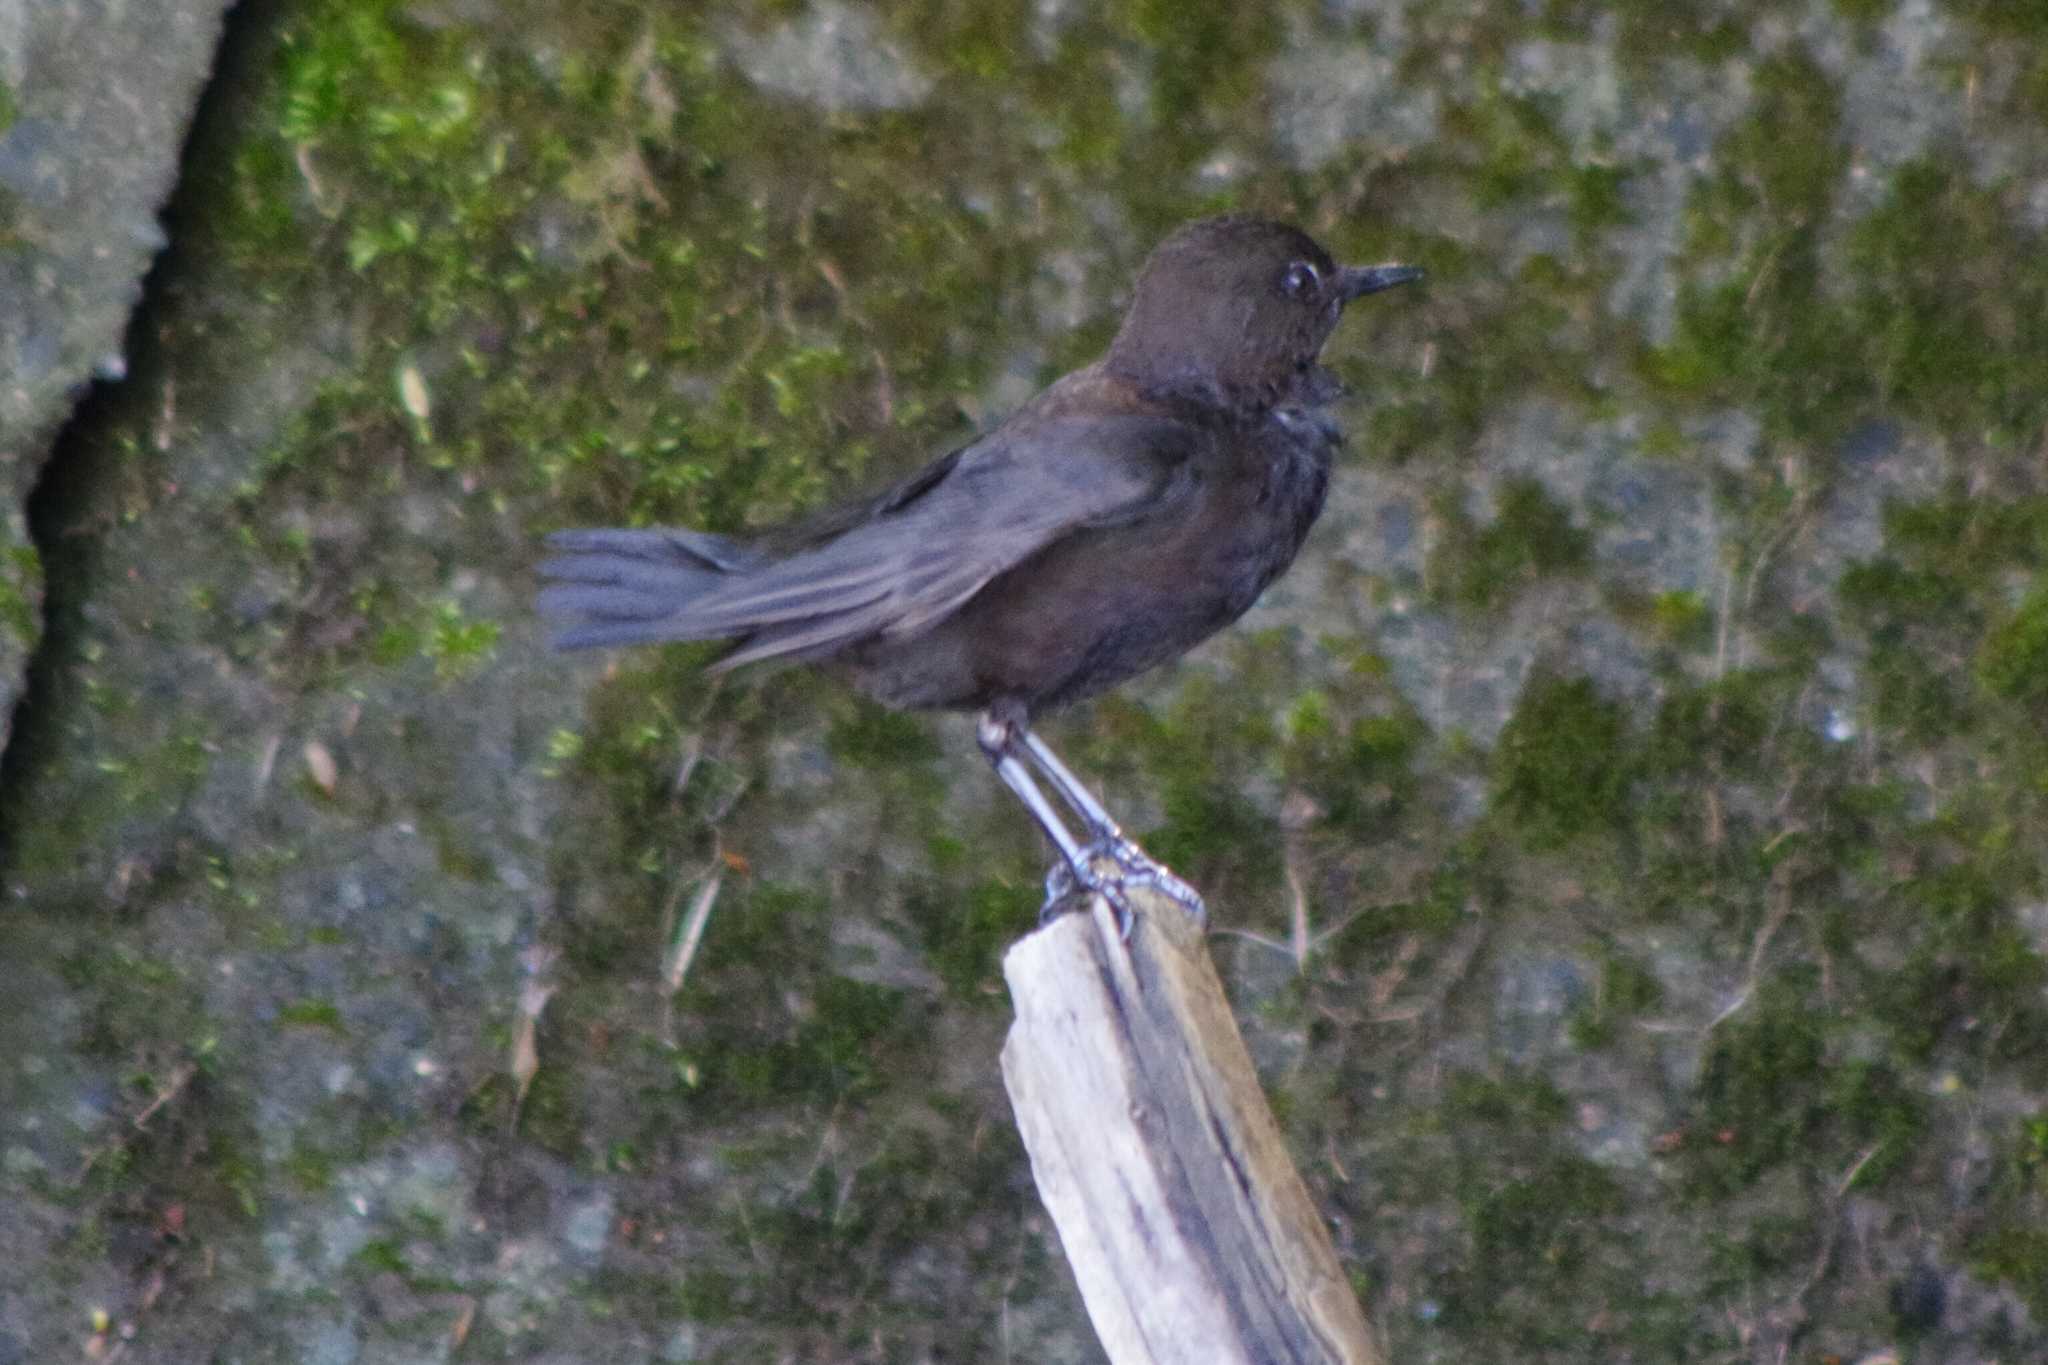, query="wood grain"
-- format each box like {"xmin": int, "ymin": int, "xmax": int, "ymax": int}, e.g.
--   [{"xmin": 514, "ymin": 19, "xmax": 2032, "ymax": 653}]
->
[{"xmin": 1001, "ymin": 887, "xmax": 1384, "ymax": 1365}]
